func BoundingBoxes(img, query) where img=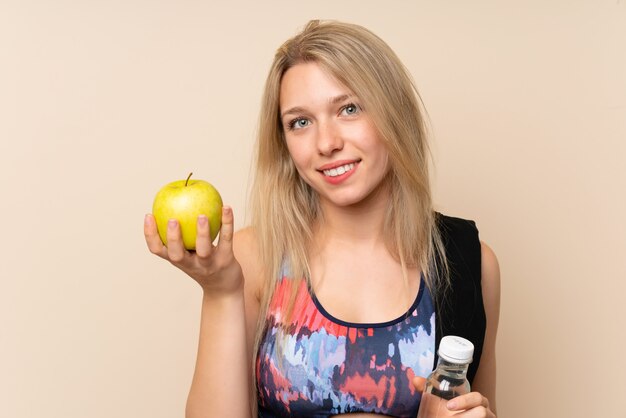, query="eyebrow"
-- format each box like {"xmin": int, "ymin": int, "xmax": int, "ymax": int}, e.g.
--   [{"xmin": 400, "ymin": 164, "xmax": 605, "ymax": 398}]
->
[{"xmin": 280, "ymin": 94, "xmax": 354, "ymax": 119}]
